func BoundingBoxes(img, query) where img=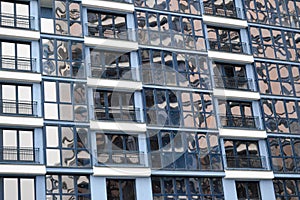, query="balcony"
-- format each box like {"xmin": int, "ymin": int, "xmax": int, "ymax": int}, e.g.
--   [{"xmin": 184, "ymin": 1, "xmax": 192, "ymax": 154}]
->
[
  {"xmin": 0, "ymin": 147, "xmax": 39, "ymax": 164},
  {"xmin": 95, "ymin": 150, "xmax": 146, "ymax": 167},
  {"xmin": 92, "ymin": 106, "xmax": 142, "ymax": 123},
  {"xmin": 0, "ymin": 99, "xmax": 37, "ymax": 117},
  {"xmin": 0, "ymin": 13, "xmax": 35, "ymax": 30},
  {"xmin": 225, "ymin": 155, "xmax": 269, "ymax": 170},
  {"xmin": 208, "ymin": 39, "xmax": 250, "ymax": 55},
  {"xmin": 214, "ymin": 75, "xmax": 254, "ymax": 91},
  {"xmin": 203, "ymin": 5, "xmax": 244, "ymax": 19},
  {"xmin": 219, "ymin": 115, "xmax": 261, "ymax": 130},
  {"xmin": 1, "ymin": 56, "xmax": 36, "ymax": 72}
]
